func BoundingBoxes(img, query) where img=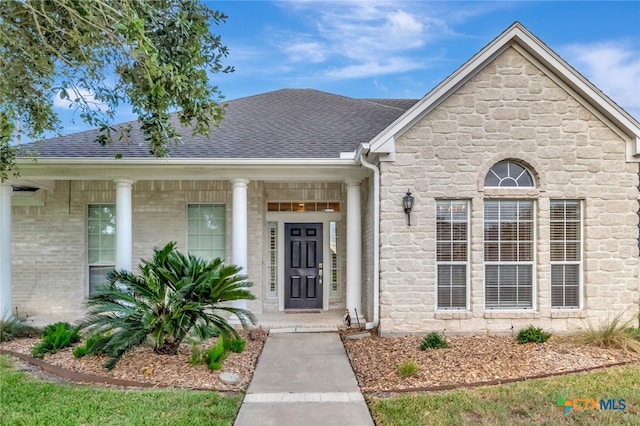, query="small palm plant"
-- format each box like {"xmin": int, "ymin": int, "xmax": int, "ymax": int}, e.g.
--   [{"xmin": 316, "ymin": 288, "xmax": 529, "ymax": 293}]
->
[{"xmin": 79, "ymin": 242, "xmax": 256, "ymax": 369}]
